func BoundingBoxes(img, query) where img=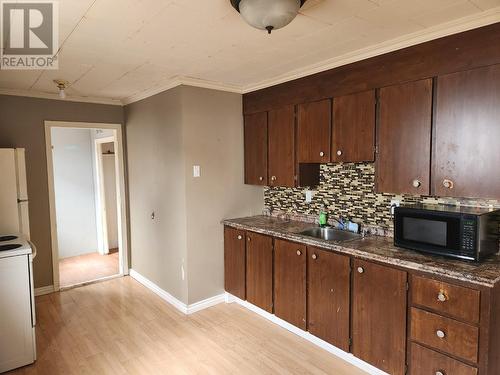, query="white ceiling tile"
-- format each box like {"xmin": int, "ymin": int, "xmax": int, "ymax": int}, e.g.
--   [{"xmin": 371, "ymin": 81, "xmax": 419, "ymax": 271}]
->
[{"xmin": 0, "ymin": 0, "xmax": 496, "ymax": 101}]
